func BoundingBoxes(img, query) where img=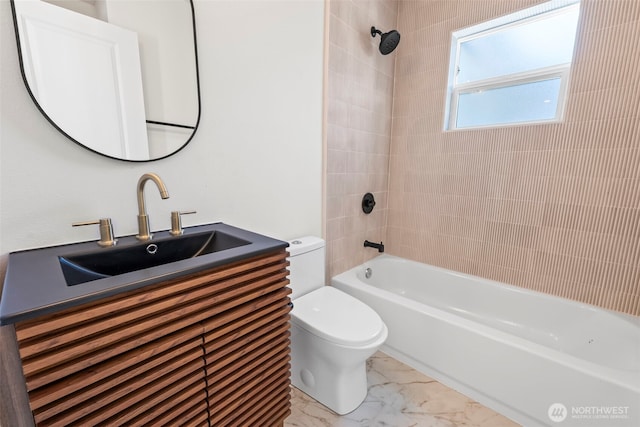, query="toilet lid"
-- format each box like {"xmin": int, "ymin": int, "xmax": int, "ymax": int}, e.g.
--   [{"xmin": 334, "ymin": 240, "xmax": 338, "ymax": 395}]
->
[{"xmin": 291, "ymin": 286, "xmax": 386, "ymax": 346}]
